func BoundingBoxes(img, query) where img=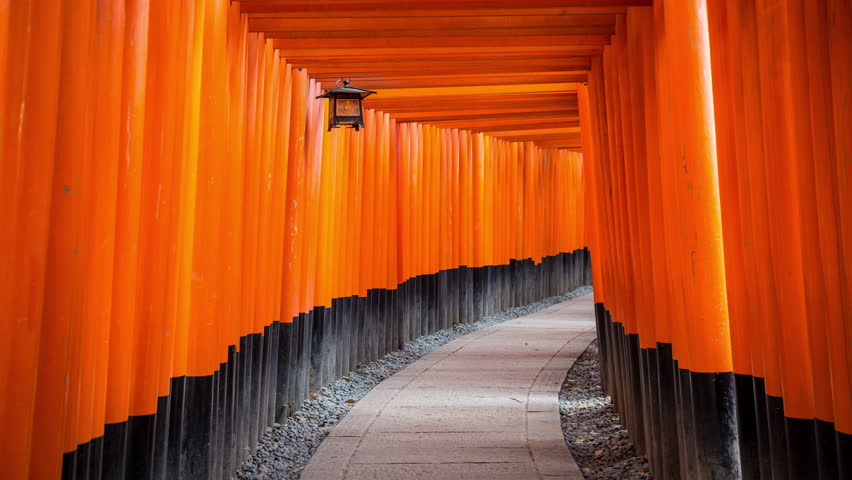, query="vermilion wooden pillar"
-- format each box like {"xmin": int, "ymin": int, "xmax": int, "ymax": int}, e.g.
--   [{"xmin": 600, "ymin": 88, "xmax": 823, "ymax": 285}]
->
[
  {"xmin": 827, "ymin": 0, "xmax": 852, "ymax": 476},
  {"xmin": 0, "ymin": 1, "xmax": 599, "ymax": 477},
  {"xmin": 662, "ymin": 1, "xmax": 740, "ymax": 478}
]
